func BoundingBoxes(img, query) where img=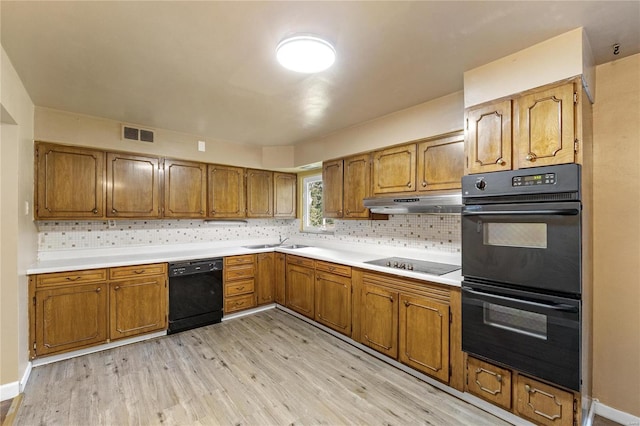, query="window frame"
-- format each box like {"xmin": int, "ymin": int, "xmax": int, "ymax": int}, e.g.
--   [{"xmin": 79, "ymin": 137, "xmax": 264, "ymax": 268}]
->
[{"xmin": 301, "ymin": 173, "xmax": 335, "ymax": 234}]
